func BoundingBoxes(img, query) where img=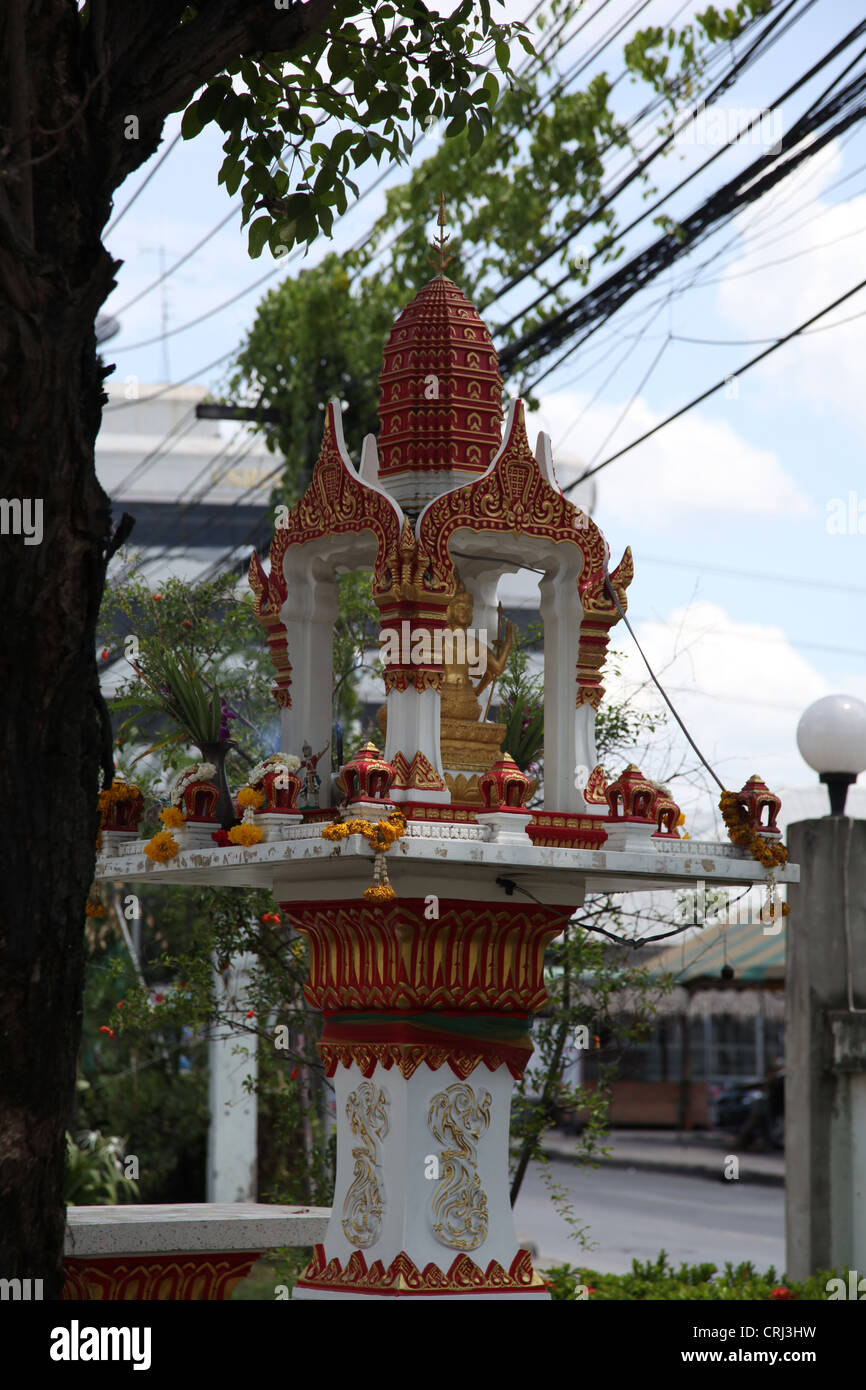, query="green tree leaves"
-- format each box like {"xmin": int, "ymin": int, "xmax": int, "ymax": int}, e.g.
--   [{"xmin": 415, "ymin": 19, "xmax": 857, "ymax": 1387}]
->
[{"xmin": 175, "ymin": 0, "xmax": 535, "ymax": 261}]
